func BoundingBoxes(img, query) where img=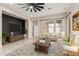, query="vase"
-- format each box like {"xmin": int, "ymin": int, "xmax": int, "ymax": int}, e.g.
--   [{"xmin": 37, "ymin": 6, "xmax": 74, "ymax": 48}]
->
[{"xmin": 24, "ymin": 34, "xmax": 27, "ymax": 39}]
